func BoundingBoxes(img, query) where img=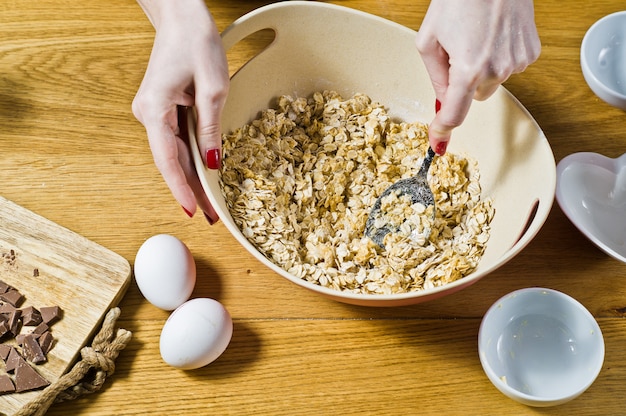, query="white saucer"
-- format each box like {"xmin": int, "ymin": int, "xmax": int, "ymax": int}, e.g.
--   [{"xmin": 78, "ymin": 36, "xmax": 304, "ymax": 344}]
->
[{"xmin": 556, "ymin": 152, "xmax": 626, "ymax": 263}]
